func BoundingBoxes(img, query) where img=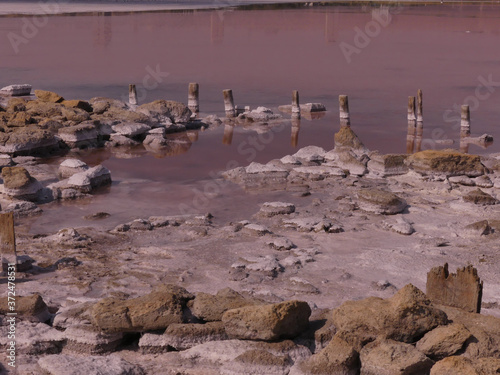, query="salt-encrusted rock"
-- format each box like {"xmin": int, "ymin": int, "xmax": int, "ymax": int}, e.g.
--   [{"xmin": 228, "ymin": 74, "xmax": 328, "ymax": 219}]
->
[
  {"xmin": 245, "ymin": 107, "xmax": 282, "ymax": 122},
  {"xmin": 242, "ymin": 223, "xmax": 270, "ymax": 236},
  {"xmin": 0, "ymin": 84, "xmax": 32, "ymax": 96},
  {"xmin": 334, "ymin": 126, "xmax": 368, "ymax": 154},
  {"xmin": 4, "ymin": 200, "xmax": 42, "ymax": 217},
  {"xmin": 90, "ymin": 284, "xmax": 194, "ymax": 333},
  {"xmin": 326, "ymin": 148, "xmax": 368, "ymax": 176},
  {"xmin": 66, "ymin": 165, "xmax": 111, "ymax": 192},
  {"xmin": 111, "ymin": 122, "xmax": 151, "ymax": 138},
  {"xmin": 290, "ymin": 335, "xmax": 360, "ymax": 375},
  {"xmin": 38, "ymin": 354, "xmax": 145, "ymax": 375},
  {"xmin": 62, "ymin": 99, "xmax": 93, "ymax": 112},
  {"xmin": 430, "ymin": 356, "xmax": 500, "ymax": 375},
  {"xmin": 1, "ymin": 166, "xmax": 42, "ymax": 200},
  {"xmin": 142, "ymin": 322, "xmax": 228, "ymax": 352},
  {"xmin": 232, "ymin": 255, "xmax": 283, "ymax": 278},
  {"xmin": 366, "ymin": 153, "xmax": 408, "ymax": 177},
  {"xmin": 58, "ymin": 159, "xmax": 89, "ymax": 179},
  {"xmin": 35, "ymin": 89, "xmax": 64, "ymax": 103},
  {"xmin": 382, "ymin": 217, "xmax": 415, "ymax": 235},
  {"xmin": 222, "ymin": 300, "xmax": 311, "ymax": 341},
  {"xmin": 464, "ymin": 220, "xmax": 492, "ymax": 237},
  {"xmin": 283, "ymin": 217, "xmax": 336, "ymax": 233},
  {"xmin": 61, "ymin": 106, "xmax": 91, "ymax": 123},
  {"xmin": 474, "ymin": 175, "xmax": 494, "ymax": 188},
  {"xmin": 0, "ymin": 154, "xmax": 13, "ymax": 169},
  {"xmin": 280, "ymin": 155, "xmax": 302, "ymax": 165},
  {"xmin": 0, "ymin": 128, "xmax": 59, "ymax": 155},
  {"xmin": 0, "ymin": 294, "xmax": 50, "ymax": 323},
  {"xmin": 291, "ymin": 166, "xmax": 346, "ymax": 180},
  {"xmin": 63, "ymin": 324, "xmax": 123, "ymax": 354},
  {"xmin": 360, "ymin": 339, "xmax": 434, "ymax": 375},
  {"xmin": 222, "ymin": 349, "xmax": 293, "ymax": 375},
  {"xmin": 7, "ymin": 111, "xmax": 32, "ymax": 127},
  {"xmin": 462, "ymin": 189, "xmax": 498, "ymax": 205},
  {"xmin": 449, "ymin": 175, "xmax": 475, "ymax": 186},
  {"xmin": 416, "ymin": 323, "xmax": 471, "ymax": 360},
  {"xmin": 288, "ymin": 277, "xmax": 321, "ymax": 294},
  {"xmin": 137, "ymin": 99, "xmax": 192, "ymax": 123},
  {"xmin": 293, "ymin": 146, "xmax": 326, "ymax": 163},
  {"xmin": 52, "ymin": 301, "xmax": 94, "ymax": 329},
  {"xmin": 0, "ymin": 322, "xmax": 64, "ymax": 355},
  {"xmin": 267, "ymin": 237, "xmax": 295, "ymax": 250},
  {"xmin": 58, "ymin": 123, "xmax": 98, "ymax": 148},
  {"xmin": 246, "ymin": 162, "xmax": 288, "ymax": 174},
  {"xmin": 357, "ymin": 188, "xmax": 407, "ymax": 215},
  {"xmin": 192, "ymin": 288, "xmax": 258, "ymax": 322},
  {"xmin": 332, "ymin": 284, "xmax": 448, "ymax": 348},
  {"xmin": 406, "ymin": 150, "xmax": 485, "ymax": 177},
  {"xmin": 260, "ymin": 202, "xmax": 296, "ymax": 217}
]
